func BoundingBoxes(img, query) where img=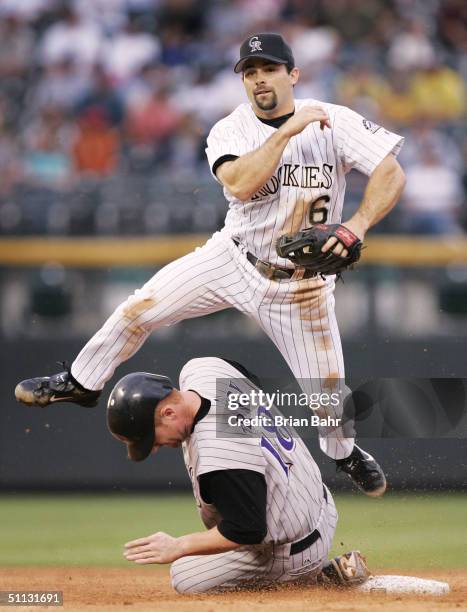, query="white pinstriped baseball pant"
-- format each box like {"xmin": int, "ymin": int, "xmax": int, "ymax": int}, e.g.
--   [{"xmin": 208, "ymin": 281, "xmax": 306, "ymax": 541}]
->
[
  {"xmin": 71, "ymin": 231, "xmax": 353, "ymax": 459},
  {"xmin": 170, "ymin": 486, "xmax": 337, "ymax": 594}
]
